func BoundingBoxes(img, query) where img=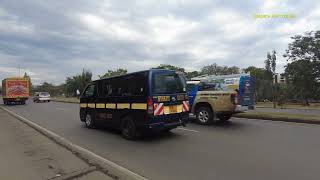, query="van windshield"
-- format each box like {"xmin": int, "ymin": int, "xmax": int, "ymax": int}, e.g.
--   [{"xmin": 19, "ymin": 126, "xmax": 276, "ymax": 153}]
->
[{"xmin": 151, "ymin": 72, "xmax": 186, "ymax": 94}]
